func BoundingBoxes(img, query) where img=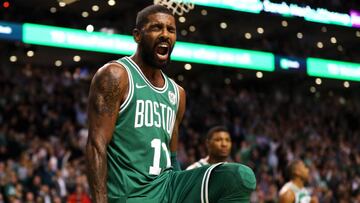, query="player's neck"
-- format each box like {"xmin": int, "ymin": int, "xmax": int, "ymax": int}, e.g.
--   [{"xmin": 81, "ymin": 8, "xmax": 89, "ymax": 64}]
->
[
  {"xmin": 208, "ymin": 156, "xmax": 227, "ymax": 164},
  {"xmin": 291, "ymin": 177, "xmax": 304, "ymax": 188},
  {"xmin": 130, "ymin": 54, "xmax": 164, "ymax": 87}
]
